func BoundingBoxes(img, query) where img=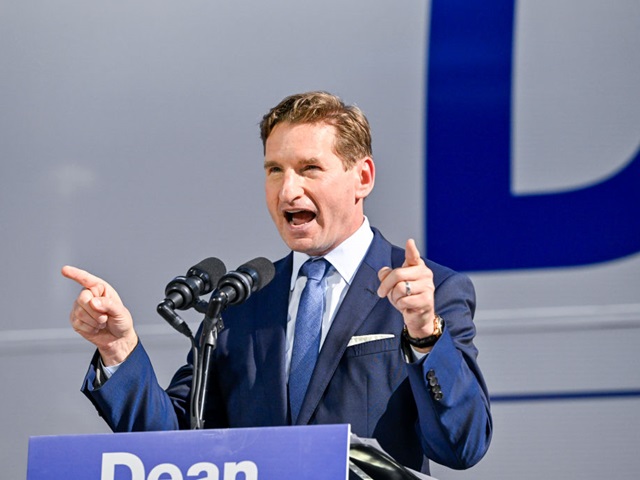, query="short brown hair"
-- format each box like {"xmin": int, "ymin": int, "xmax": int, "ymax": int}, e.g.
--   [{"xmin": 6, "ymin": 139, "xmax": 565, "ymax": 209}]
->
[{"xmin": 260, "ymin": 91, "xmax": 372, "ymax": 169}]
